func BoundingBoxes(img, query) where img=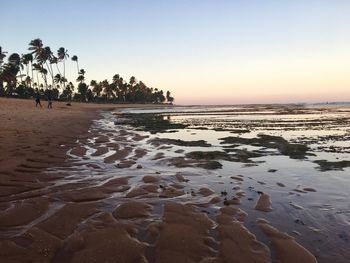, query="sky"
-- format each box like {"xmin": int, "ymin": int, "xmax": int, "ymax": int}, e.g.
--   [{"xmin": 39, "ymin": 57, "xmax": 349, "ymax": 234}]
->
[{"xmin": 1, "ymin": 0, "xmax": 350, "ymax": 104}]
